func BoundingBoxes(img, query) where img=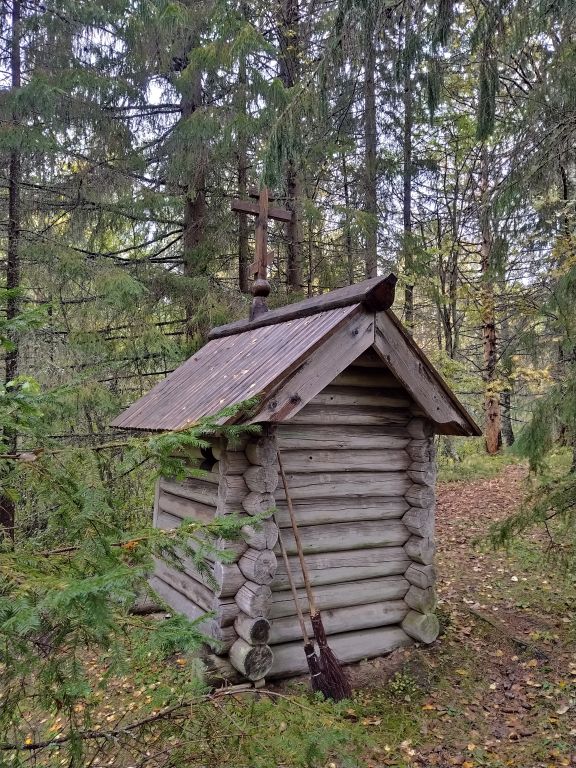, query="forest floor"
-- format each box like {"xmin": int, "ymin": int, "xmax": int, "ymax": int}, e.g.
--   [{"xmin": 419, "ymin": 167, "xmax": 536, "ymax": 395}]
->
[{"xmin": 12, "ymin": 463, "xmax": 576, "ymax": 767}]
